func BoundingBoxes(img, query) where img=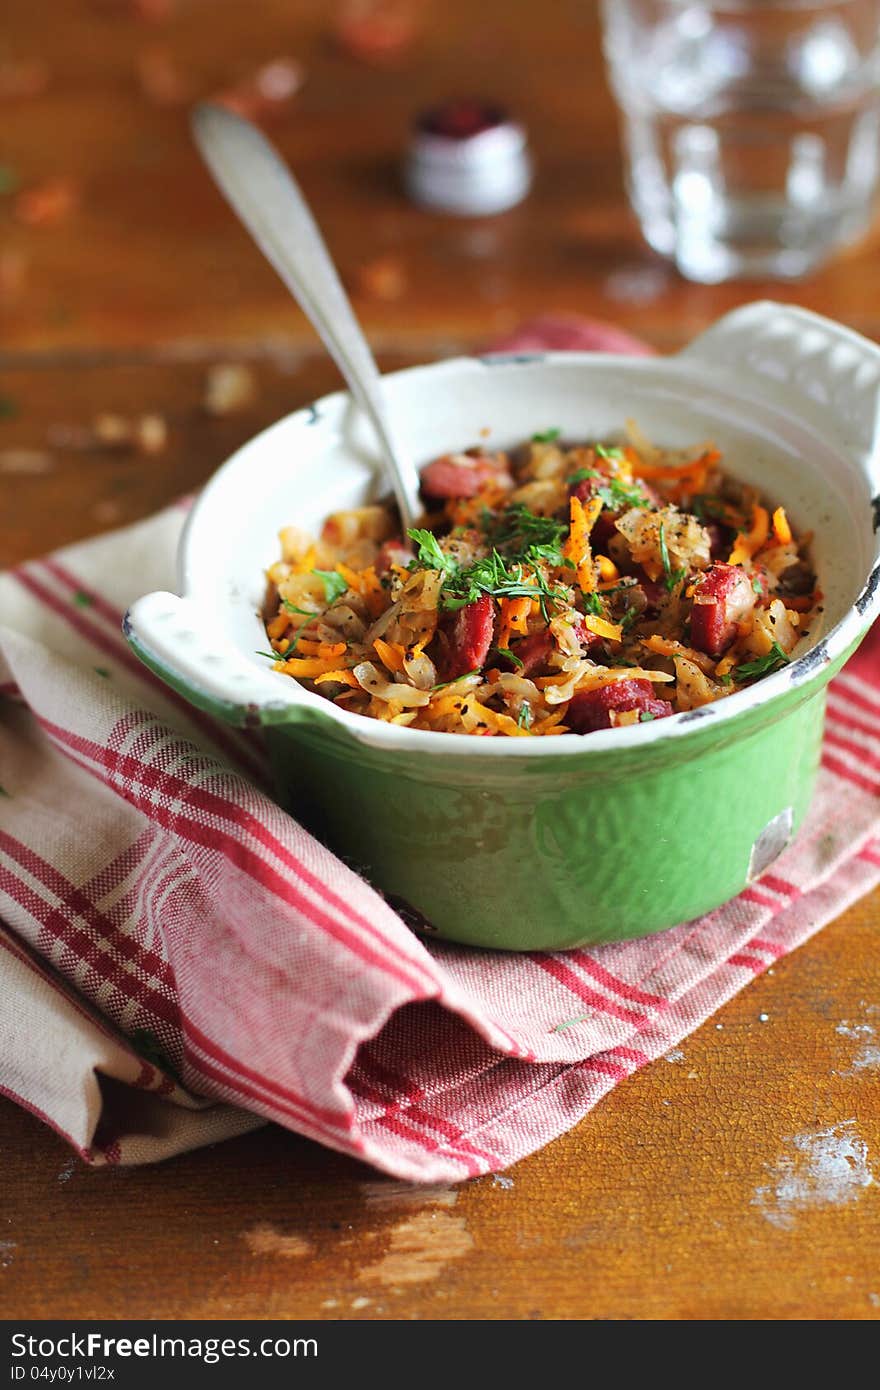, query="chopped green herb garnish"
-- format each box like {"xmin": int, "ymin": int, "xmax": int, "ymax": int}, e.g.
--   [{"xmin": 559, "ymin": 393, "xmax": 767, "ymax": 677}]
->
[
  {"xmin": 595, "ymin": 444, "xmax": 625, "ymax": 461},
  {"xmin": 406, "ymin": 528, "xmax": 460, "ymax": 578},
  {"xmin": 312, "ymin": 568, "xmax": 349, "ymax": 604},
  {"xmin": 517, "ymin": 703, "xmax": 533, "ymax": 729},
  {"xmin": 495, "ymin": 647, "xmax": 524, "ymax": 668},
  {"xmin": 751, "ymin": 574, "xmax": 764, "ymax": 596},
  {"xmin": 733, "ymin": 642, "xmax": 790, "ymax": 681},
  {"xmin": 566, "ymin": 467, "xmax": 598, "ymax": 486},
  {"xmin": 532, "ymin": 428, "xmax": 561, "ymax": 443},
  {"xmin": 256, "ymin": 650, "xmax": 282, "ymax": 661},
  {"xmin": 282, "ymin": 598, "xmax": 317, "ymax": 616},
  {"xmin": 480, "ymin": 504, "xmax": 567, "ymax": 557},
  {"xmin": 596, "ymin": 477, "xmax": 650, "ymax": 512},
  {"xmin": 583, "ymin": 591, "xmax": 603, "ymax": 615},
  {"xmin": 638, "ymin": 710, "xmax": 656, "ymax": 722},
  {"xmin": 72, "ymin": 590, "xmax": 94, "ymax": 608},
  {"xmin": 439, "ymin": 548, "xmax": 567, "ymax": 622}
]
